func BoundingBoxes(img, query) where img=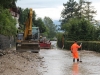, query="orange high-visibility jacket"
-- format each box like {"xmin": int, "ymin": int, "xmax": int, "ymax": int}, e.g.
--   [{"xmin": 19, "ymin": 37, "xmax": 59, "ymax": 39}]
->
[{"xmin": 71, "ymin": 43, "xmax": 81, "ymax": 58}]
